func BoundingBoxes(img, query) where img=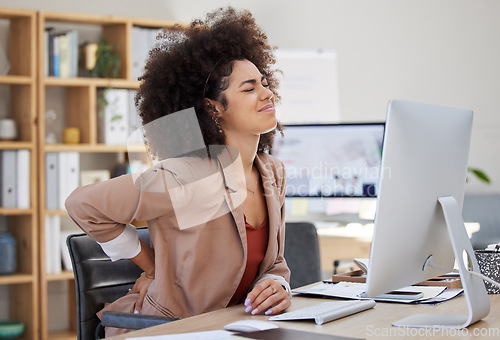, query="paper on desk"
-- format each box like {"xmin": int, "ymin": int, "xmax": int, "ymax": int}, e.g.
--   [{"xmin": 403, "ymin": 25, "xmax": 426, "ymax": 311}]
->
[
  {"xmin": 415, "ymin": 288, "xmax": 464, "ymax": 304},
  {"xmin": 294, "ymin": 281, "xmax": 368, "ymax": 300},
  {"xmin": 294, "ymin": 282, "xmax": 448, "ymax": 303},
  {"xmin": 125, "ymin": 330, "xmax": 233, "ymax": 340},
  {"xmin": 374, "ymin": 286, "xmax": 447, "ymax": 303}
]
